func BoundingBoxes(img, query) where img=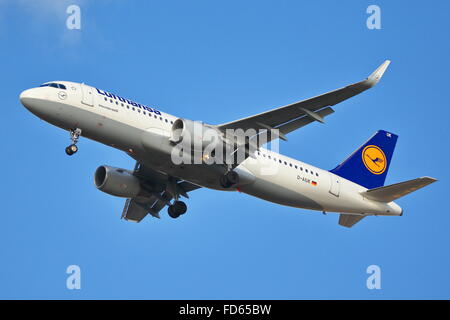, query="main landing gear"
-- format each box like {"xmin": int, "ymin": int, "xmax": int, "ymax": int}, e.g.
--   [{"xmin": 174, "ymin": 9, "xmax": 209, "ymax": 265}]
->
[
  {"xmin": 167, "ymin": 200, "xmax": 187, "ymax": 219},
  {"xmin": 65, "ymin": 128, "xmax": 82, "ymax": 156},
  {"xmin": 166, "ymin": 178, "xmax": 188, "ymax": 219},
  {"xmin": 220, "ymin": 170, "xmax": 239, "ymax": 188}
]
